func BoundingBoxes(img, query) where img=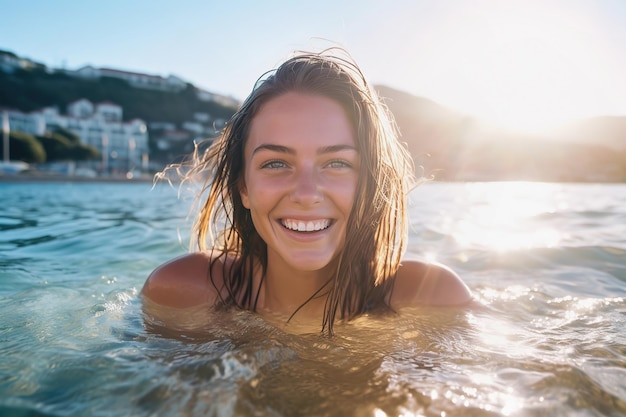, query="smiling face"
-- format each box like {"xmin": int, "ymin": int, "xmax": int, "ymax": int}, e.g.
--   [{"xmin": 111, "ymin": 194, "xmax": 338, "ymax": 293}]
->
[{"xmin": 240, "ymin": 92, "xmax": 359, "ymax": 276}]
